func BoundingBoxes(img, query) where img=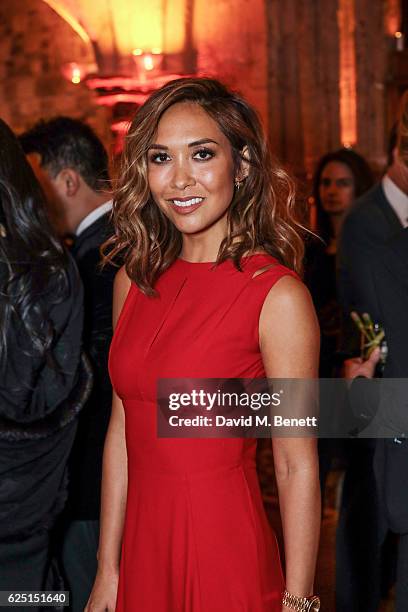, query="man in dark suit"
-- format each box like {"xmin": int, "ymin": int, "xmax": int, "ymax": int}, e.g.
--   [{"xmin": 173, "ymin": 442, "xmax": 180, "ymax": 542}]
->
[
  {"xmin": 345, "ymin": 227, "xmax": 408, "ymax": 611},
  {"xmin": 336, "ymin": 135, "xmax": 408, "ymax": 611},
  {"xmin": 339, "ymin": 132, "xmax": 406, "ymax": 316},
  {"xmin": 20, "ymin": 118, "xmax": 115, "ymax": 612}
]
